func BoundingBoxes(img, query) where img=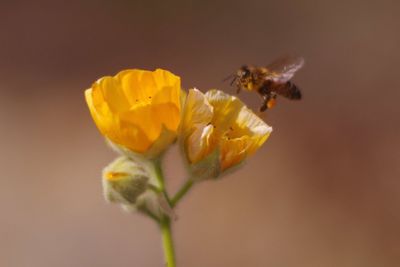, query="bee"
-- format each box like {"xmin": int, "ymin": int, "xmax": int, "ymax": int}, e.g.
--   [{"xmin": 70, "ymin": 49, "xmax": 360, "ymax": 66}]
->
[{"xmin": 230, "ymin": 56, "xmax": 304, "ymax": 112}]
